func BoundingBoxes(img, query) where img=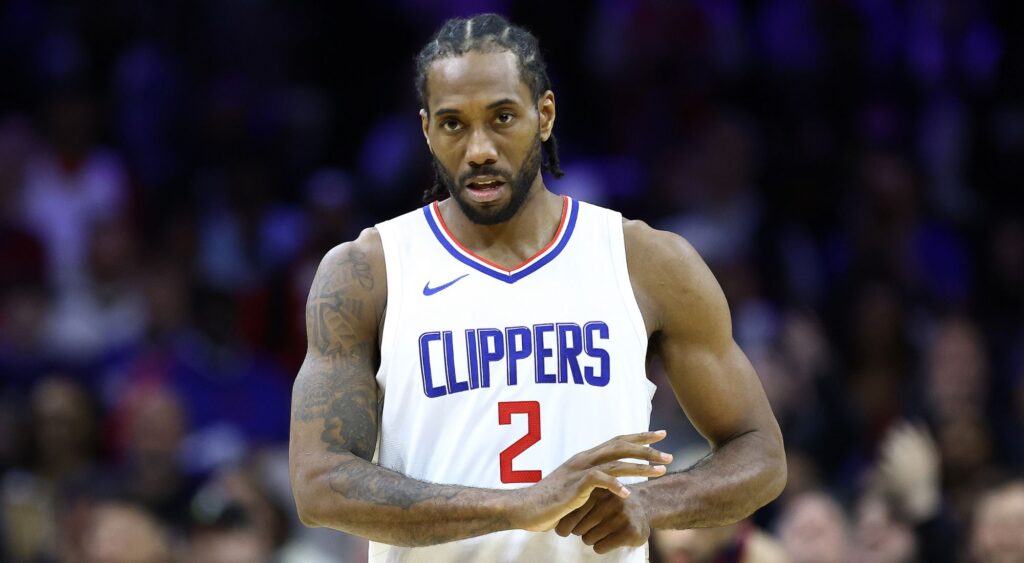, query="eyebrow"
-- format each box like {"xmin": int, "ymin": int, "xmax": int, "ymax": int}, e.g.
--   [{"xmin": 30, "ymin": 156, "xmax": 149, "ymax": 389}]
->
[{"xmin": 433, "ymin": 98, "xmax": 519, "ymax": 117}]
